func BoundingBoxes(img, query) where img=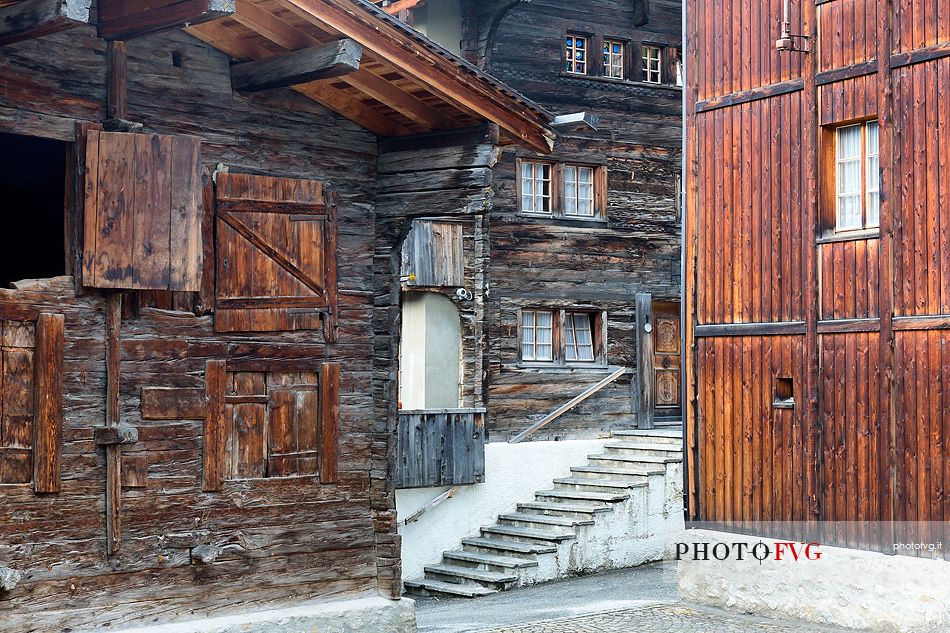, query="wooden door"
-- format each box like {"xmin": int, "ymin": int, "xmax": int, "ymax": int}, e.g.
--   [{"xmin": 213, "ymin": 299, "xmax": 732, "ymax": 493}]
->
[{"xmin": 652, "ymin": 303, "xmax": 681, "ymax": 418}]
